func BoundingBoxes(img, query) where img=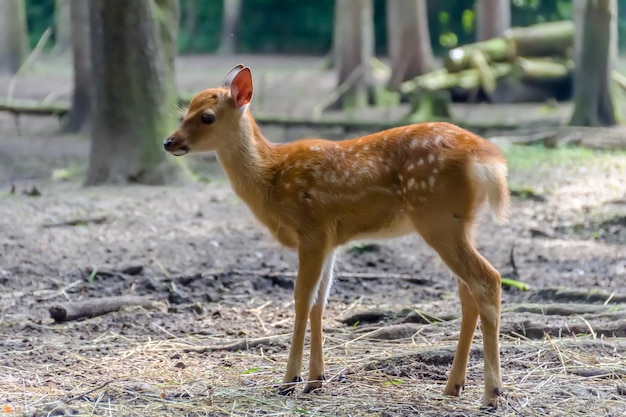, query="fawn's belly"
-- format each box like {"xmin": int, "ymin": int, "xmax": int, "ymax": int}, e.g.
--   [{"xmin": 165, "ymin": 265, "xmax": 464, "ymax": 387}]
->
[{"xmin": 347, "ymin": 213, "xmax": 414, "ymax": 243}]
